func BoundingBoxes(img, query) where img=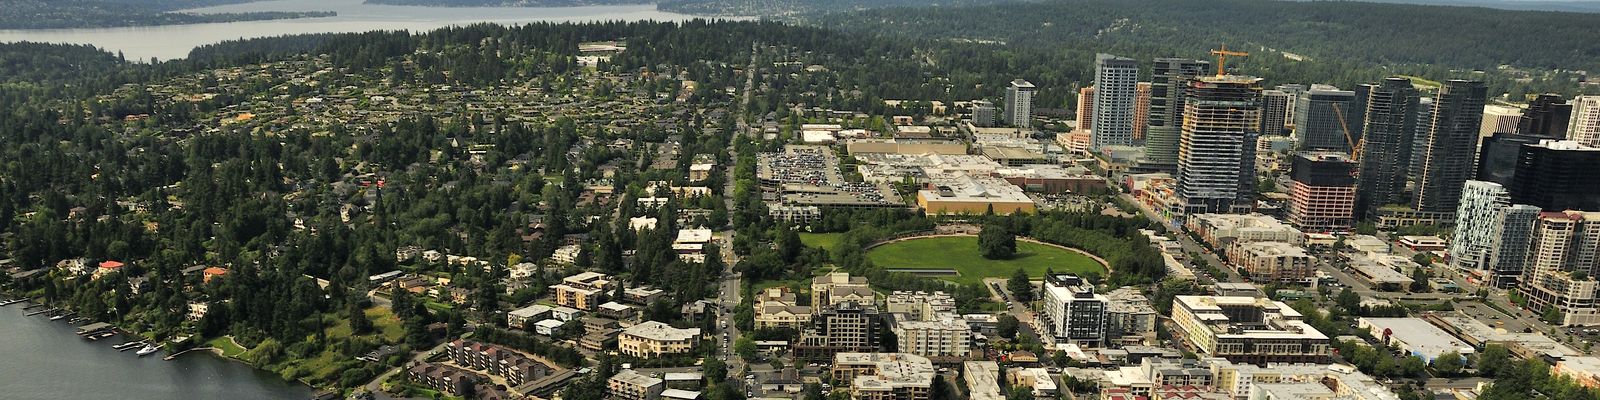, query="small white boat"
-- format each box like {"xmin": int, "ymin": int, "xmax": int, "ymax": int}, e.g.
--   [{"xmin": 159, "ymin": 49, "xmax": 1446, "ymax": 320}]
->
[{"xmin": 137, "ymin": 344, "xmax": 160, "ymax": 356}]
